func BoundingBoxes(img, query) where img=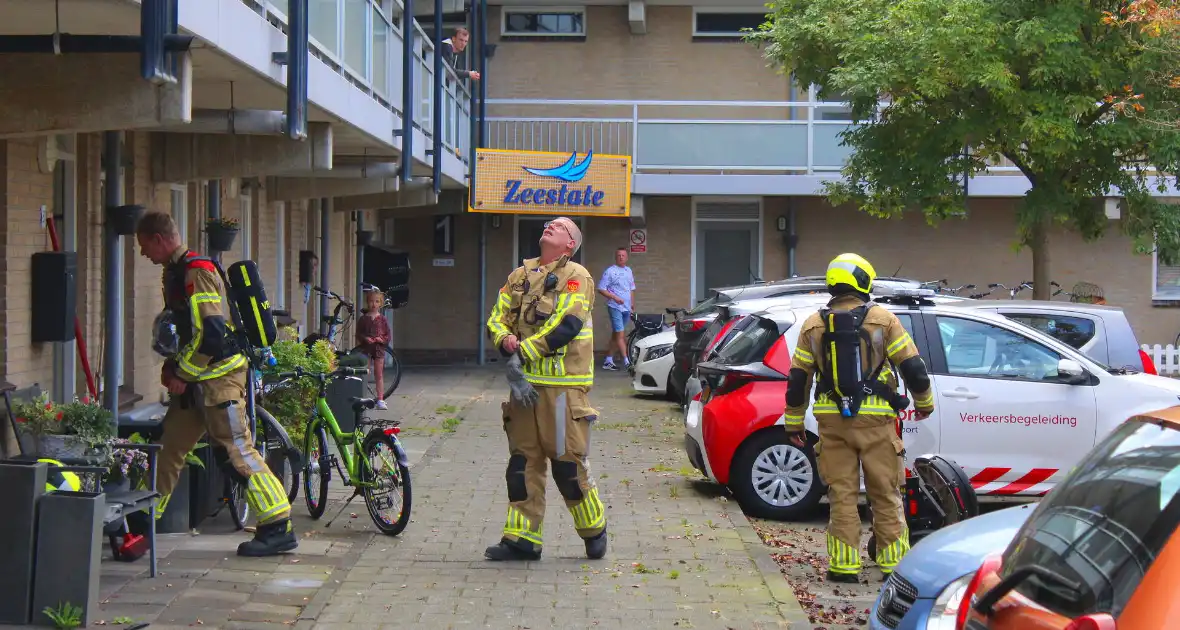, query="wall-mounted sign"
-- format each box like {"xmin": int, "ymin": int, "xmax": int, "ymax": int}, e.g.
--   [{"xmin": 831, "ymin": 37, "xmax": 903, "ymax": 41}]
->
[
  {"xmin": 468, "ymin": 148, "xmax": 632, "ymax": 217},
  {"xmin": 432, "ymin": 258, "xmax": 455, "ymax": 267},
  {"xmin": 433, "ymin": 215, "xmax": 455, "ymax": 256},
  {"xmin": 629, "ymin": 228, "xmax": 647, "ymax": 254}
]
